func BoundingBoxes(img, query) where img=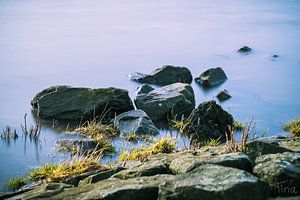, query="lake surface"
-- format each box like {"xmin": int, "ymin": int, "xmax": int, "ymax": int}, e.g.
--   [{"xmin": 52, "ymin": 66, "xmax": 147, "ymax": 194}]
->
[{"xmin": 1, "ymin": 0, "xmax": 300, "ymax": 192}]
